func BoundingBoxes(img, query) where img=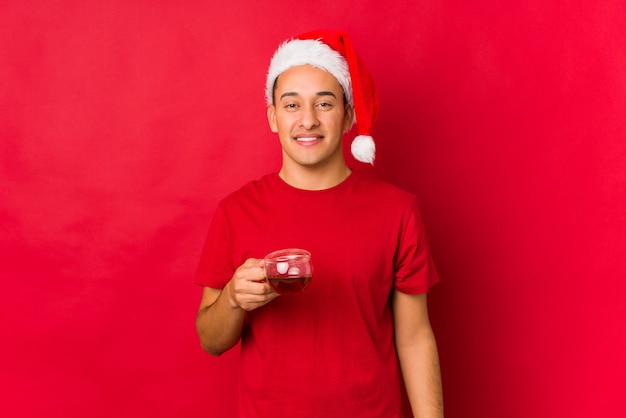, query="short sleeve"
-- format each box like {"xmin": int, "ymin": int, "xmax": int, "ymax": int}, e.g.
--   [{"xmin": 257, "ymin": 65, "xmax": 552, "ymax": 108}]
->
[
  {"xmin": 195, "ymin": 203, "xmax": 235, "ymax": 289},
  {"xmin": 393, "ymin": 197, "xmax": 440, "ymax": 294}
]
